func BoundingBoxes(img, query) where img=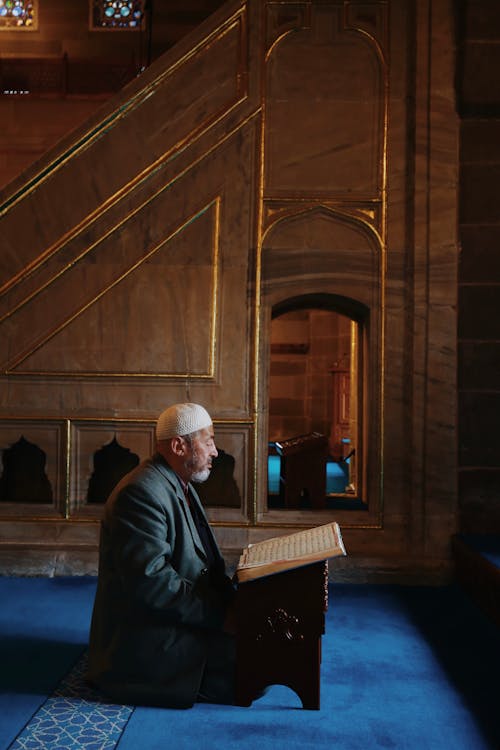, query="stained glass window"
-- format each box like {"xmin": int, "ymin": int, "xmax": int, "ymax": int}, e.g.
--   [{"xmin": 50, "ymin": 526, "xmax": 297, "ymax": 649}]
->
[
  {"xmin": 0, "ymin": 0, "xmax": 37, "ymax": 30},
  {"xmin": 90, "ymin": 0, "xmax": 144, "ymax": 30}
]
